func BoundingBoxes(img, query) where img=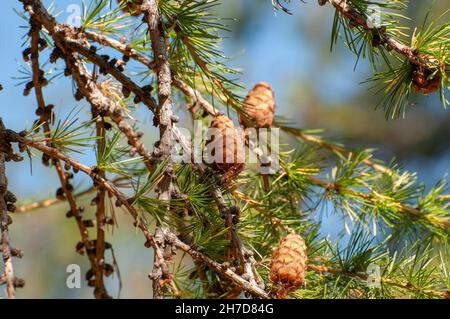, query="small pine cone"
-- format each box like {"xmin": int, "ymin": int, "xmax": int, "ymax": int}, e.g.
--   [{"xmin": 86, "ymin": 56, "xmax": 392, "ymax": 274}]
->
[
  {"xmin": 412, "ymin": 66, "xmax": 441, "ymax": 95},
  {"xmin": 240, "ymin": 82, "xmax": 275, "ymax": 129},
  {"xmin": 206, "ymin": 115, "xmax": 245, "ymax": 180},
  {"xmin": 270, "ymin": 233, "xmax": 307, "ymax": 297},
  {"xmin": 117, "ymin": 0, "xmax": 142, "ymax": 16}
]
